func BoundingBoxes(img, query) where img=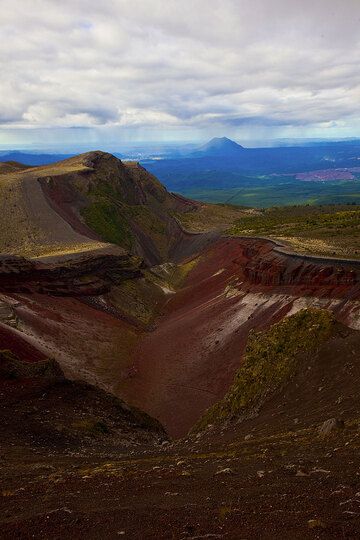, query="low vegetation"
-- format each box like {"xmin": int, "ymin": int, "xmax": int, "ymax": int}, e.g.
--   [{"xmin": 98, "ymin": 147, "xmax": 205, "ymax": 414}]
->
[
  {"xmin": 228, "ymin": 204, "xmax": 360, "ymax": 259},
  {"xmin": 81, "ymin": 173, "xmax": 172, "ymax": 258},
  {"xmin": 82, "ymin": 200, "xmax": 134, "ymax": 249},
  {"xmin": 175, "ymin": 204, "xmax": 258, "ymax": 233},
  {"xmin": 193, "ymin": 309, "xmax": 335, "ymax": 432},
  {"xmin": 180, "ymin": 181, "xmax": 360, "ymax": 208}
]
